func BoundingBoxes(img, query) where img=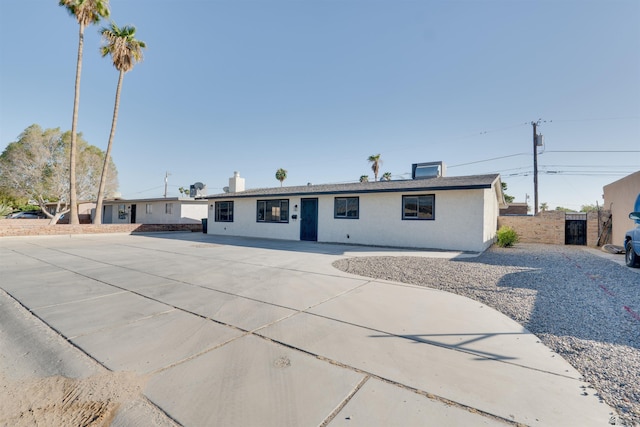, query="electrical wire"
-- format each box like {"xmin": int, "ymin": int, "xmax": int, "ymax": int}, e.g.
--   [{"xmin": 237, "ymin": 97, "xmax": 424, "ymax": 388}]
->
[
  {"xmin": 551, "ymin": 116, "xmax": 640, "ymax": 123},
  {"xmin": 544, "ymin": 150, "xmax": 640, "ymax": 153},
  {"xmin": 448, "ymin": 153, "xmax": 529, "ymax": 168}
]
